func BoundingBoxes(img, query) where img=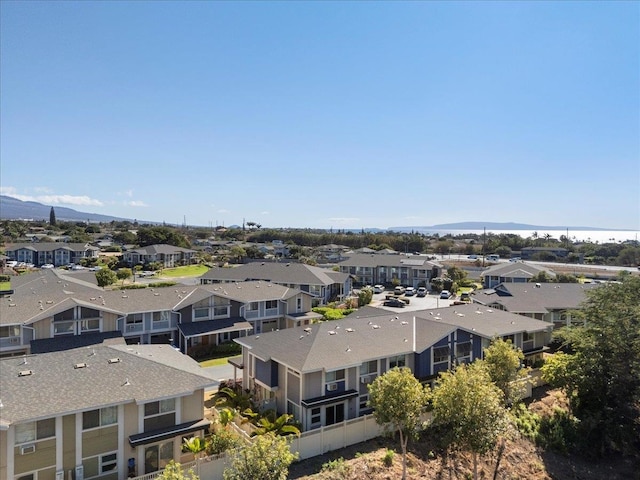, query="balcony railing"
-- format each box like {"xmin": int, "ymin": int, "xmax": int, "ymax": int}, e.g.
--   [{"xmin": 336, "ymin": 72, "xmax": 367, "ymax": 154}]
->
[
  {"xmin": 0, "ymin": 337, "xmax": 22, "ymax": 348},
  {"xmin": 125, "ymin": 323, "xmax": 144, "ymax": 333}
]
